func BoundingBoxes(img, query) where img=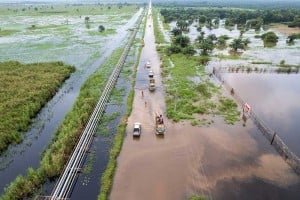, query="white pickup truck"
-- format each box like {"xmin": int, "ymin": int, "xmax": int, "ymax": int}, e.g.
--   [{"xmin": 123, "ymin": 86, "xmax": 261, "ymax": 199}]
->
[{"xmin": 133, "ymin": 122, "xmax": 142, "ymax": 137}]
